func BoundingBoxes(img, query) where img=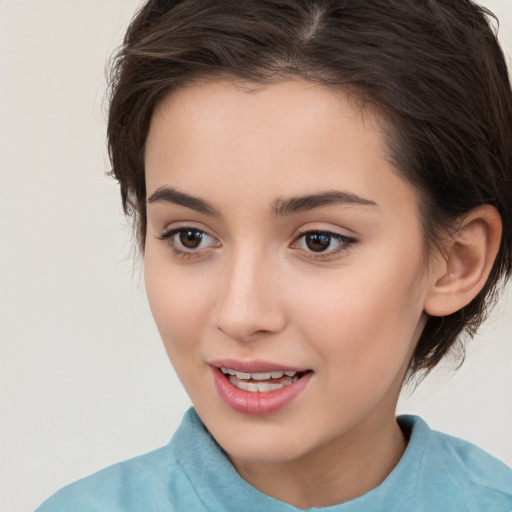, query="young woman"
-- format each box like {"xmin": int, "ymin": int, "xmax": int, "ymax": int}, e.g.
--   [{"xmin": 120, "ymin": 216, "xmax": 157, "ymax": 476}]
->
[{"xmin": 36, "ymin": 0, "xmax": 512, "ymax": 510}]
